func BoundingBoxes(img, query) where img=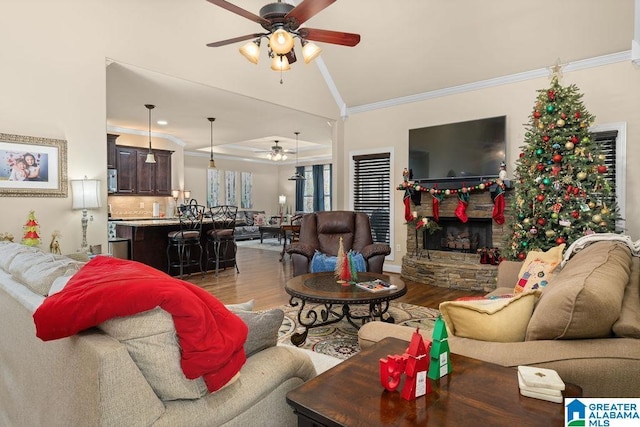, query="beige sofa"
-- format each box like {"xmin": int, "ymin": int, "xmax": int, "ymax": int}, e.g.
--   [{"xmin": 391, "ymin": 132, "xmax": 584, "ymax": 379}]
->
[
  {"xmin": 359, "ymin": 239, "xmax": 640, "ymax": 397},
  {"xmin": 0, "ymin": 242, "xmax": 320, "ymax": 426}
]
